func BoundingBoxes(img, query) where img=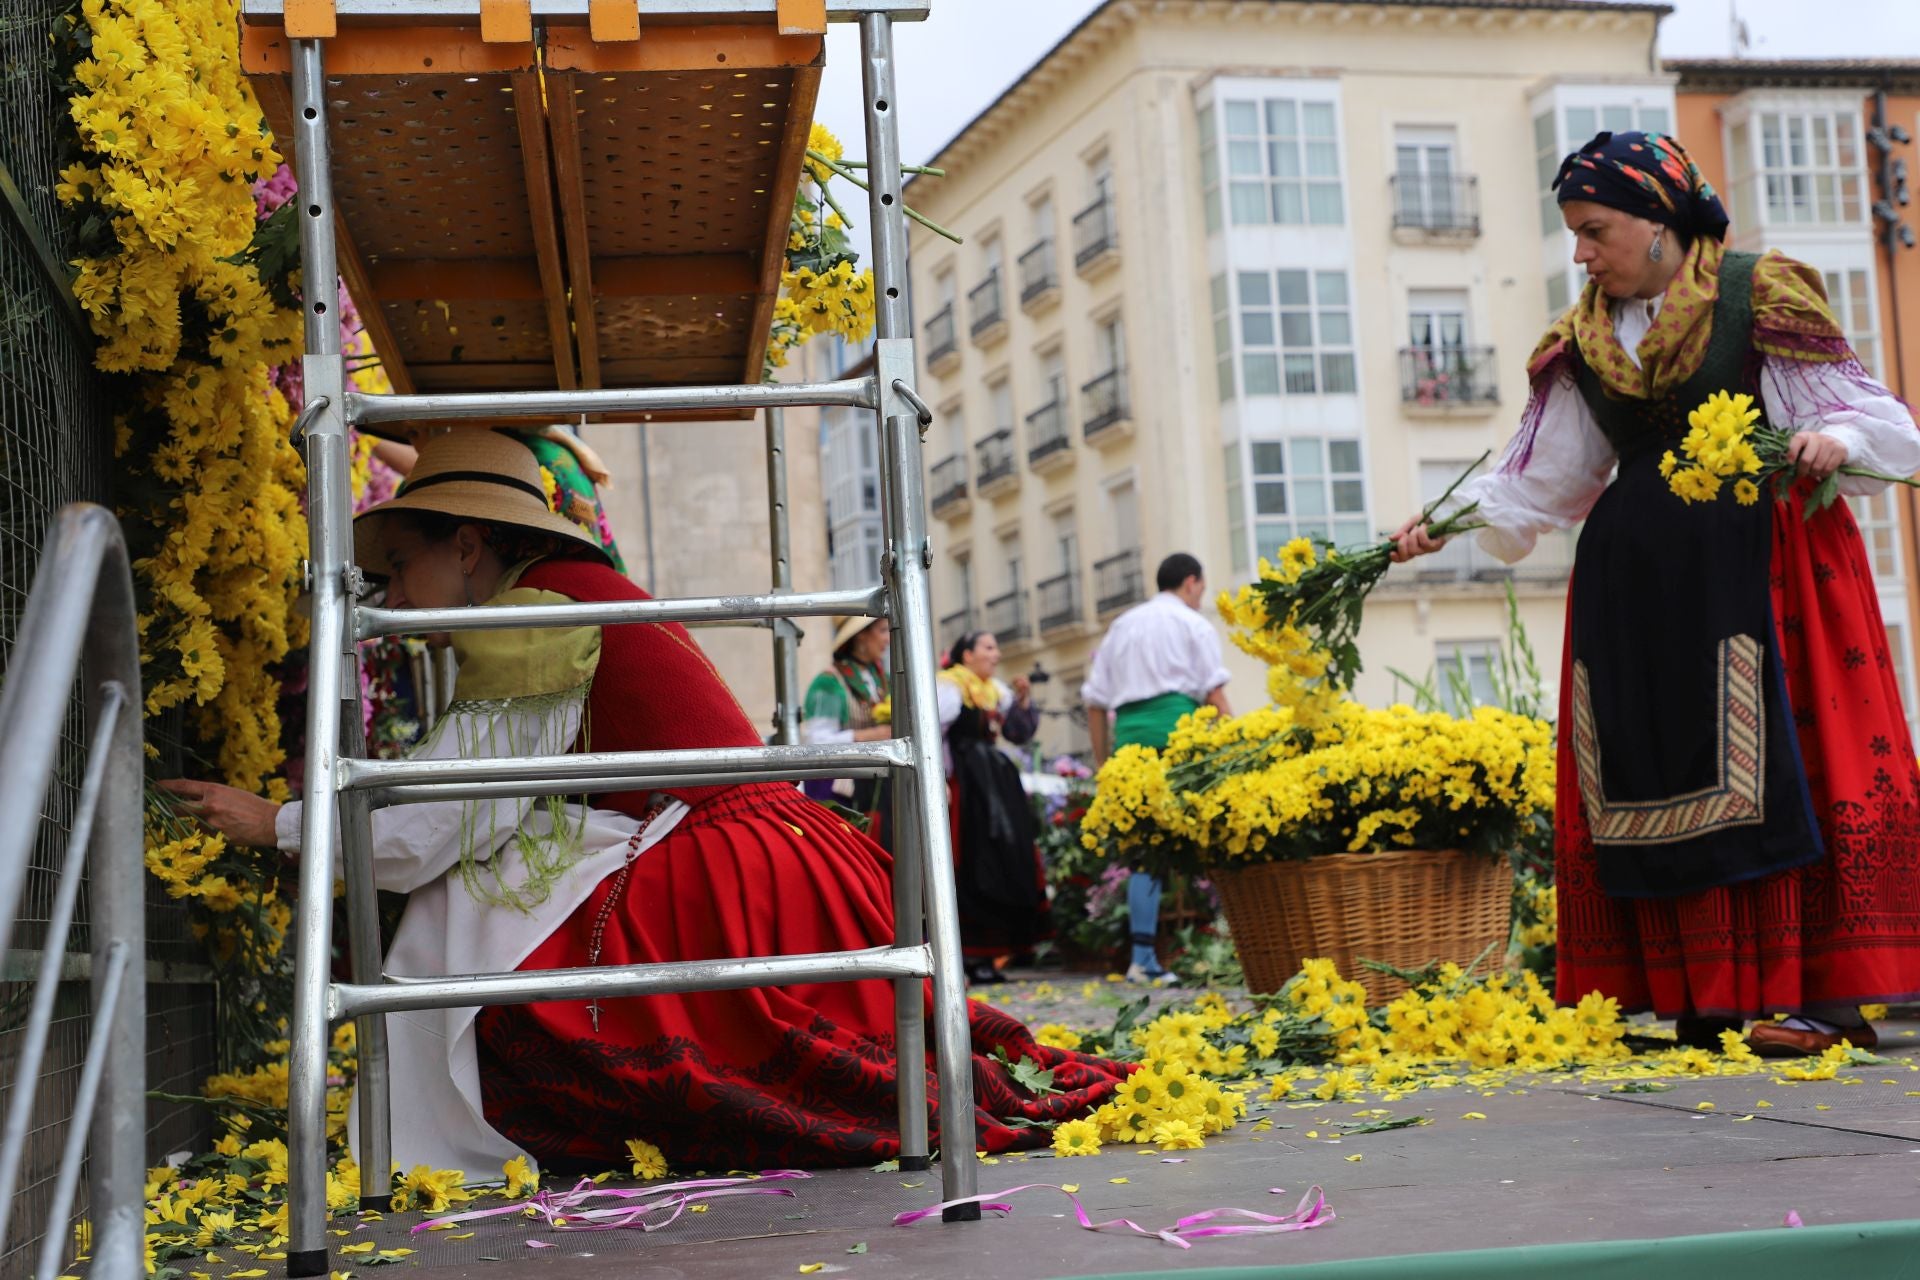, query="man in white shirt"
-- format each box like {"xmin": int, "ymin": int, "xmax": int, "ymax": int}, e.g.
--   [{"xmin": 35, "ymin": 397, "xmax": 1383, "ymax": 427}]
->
[{"xmin": 1080, "ymin": 553, "xmax": 1231, "ymax": 981}]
